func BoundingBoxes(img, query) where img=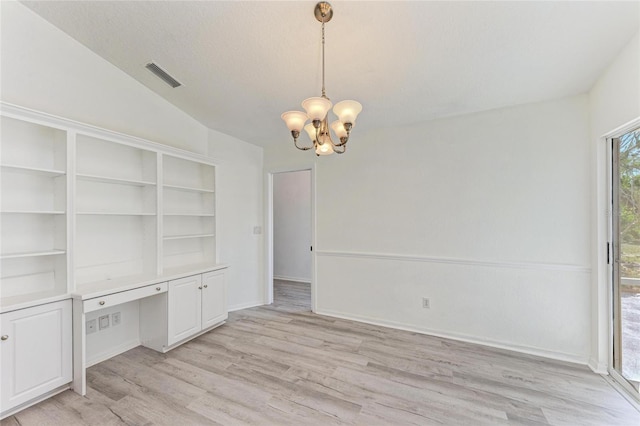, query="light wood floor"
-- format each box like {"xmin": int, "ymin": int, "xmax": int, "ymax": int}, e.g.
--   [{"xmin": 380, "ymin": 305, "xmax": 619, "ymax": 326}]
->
[{"xmin": 3, "ymin": 280, "xmax": 639, "ymax": 425}]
